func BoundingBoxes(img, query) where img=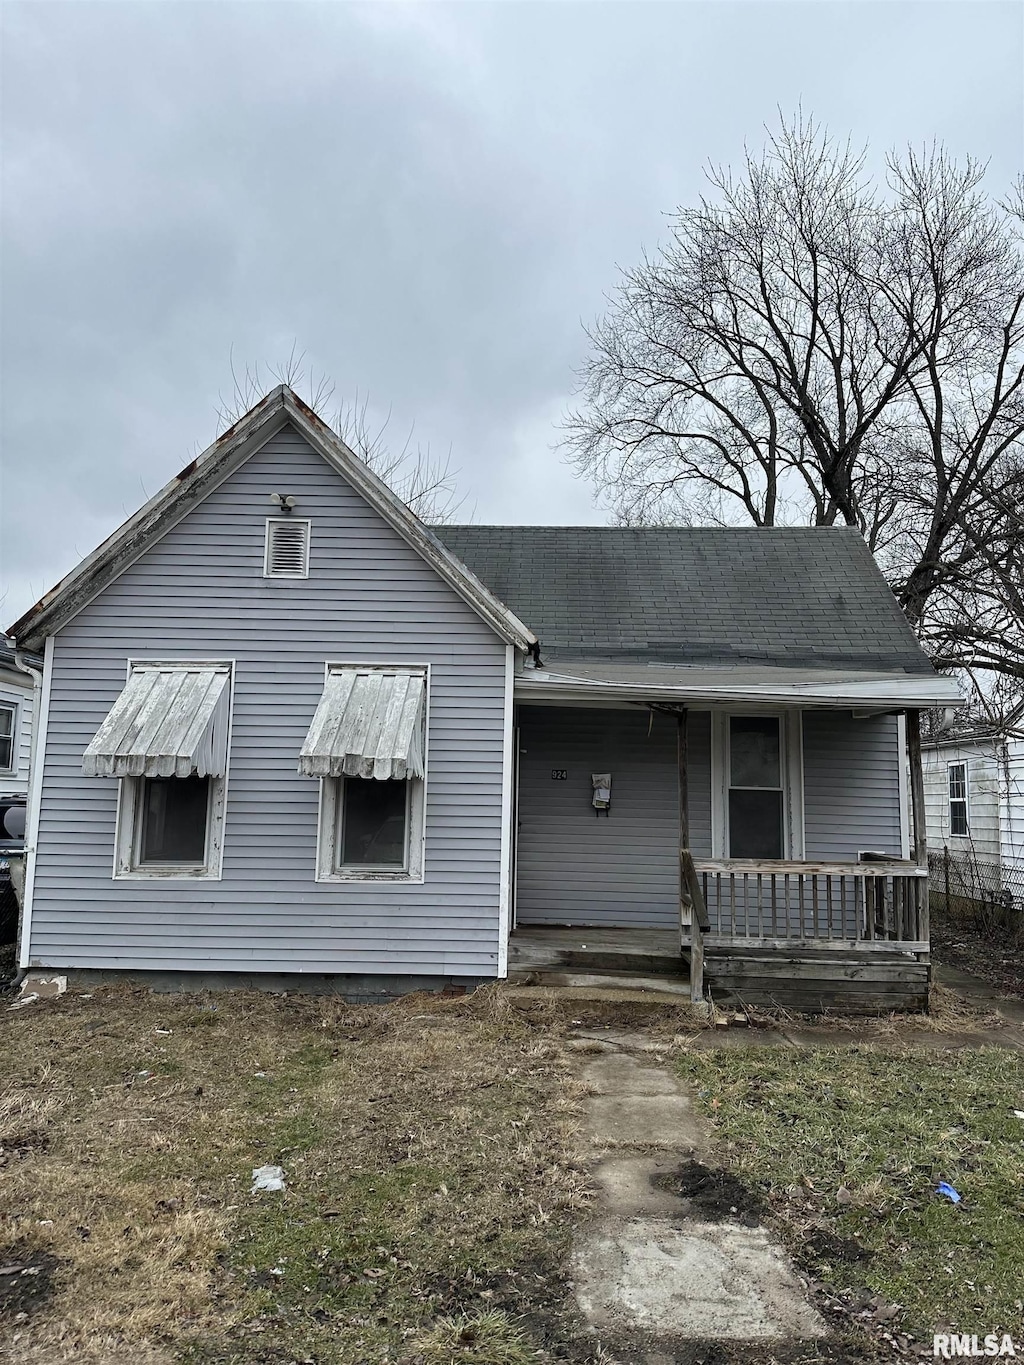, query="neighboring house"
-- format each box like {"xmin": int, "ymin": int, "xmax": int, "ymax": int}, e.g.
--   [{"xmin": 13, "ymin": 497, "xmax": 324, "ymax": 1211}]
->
[
  {"xmin": 0, "ymin": 639, "xmax": 35, "ymax": 799},
  {"xmin": 921, "ymin": 732, "xmax": 1024, "ymax": 896},
  {"xmin": 1, "ymin": 638, "xmax": 39, "ymax": 939},
  {"xmin": 7, "ymin": 387, "xmax": 961, "ymax": 1011}
]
